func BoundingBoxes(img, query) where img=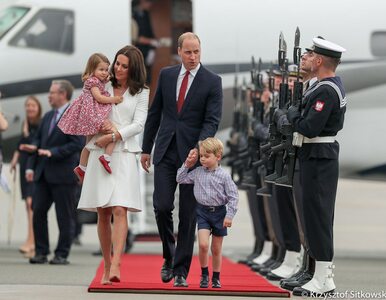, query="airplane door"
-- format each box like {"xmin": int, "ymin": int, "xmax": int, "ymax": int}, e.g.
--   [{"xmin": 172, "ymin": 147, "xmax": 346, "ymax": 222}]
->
[{"xmin": 131, "ymin": 0, "xmax": 192, "ymax": 101}]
